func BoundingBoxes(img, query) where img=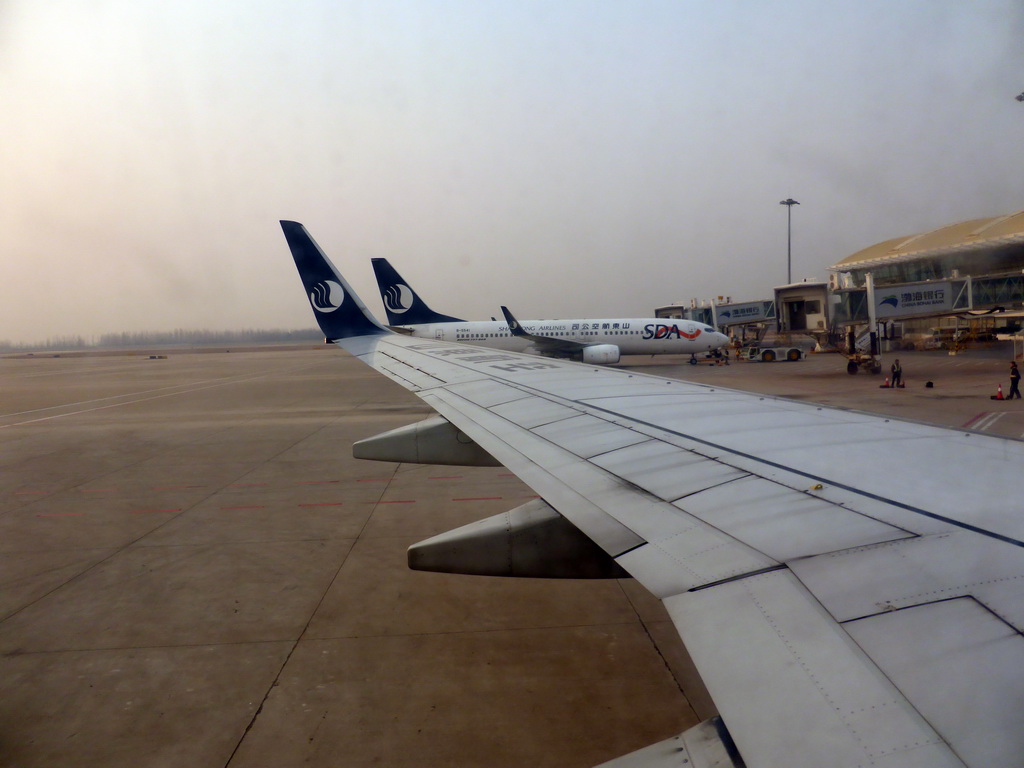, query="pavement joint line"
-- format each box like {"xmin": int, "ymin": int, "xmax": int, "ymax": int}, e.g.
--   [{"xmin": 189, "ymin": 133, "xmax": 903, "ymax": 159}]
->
[
  {"xmin": 290, "ymin": 619, "xmax": 646, "ymax": 643},
  {"xmin": 0, "ymin": 359, "xmax": 329, "ymax": 425},
  {"xmin": 0, "ymin": 638, "xmax": 298, "ymax": 656},
  {"xmin": 0, "ymin": 374, "xmax": 287, "ymax": 428},
  {"xmin": 223, "ymin": 433, "xmax": 396, "ymax": 766},
  {"xmin": 0, "ymin": 375, "xmax": 248, "ymax": 420},
  {"xmin": 613, "ymin": 579, "xmax": 700, "ymax": 722}
]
